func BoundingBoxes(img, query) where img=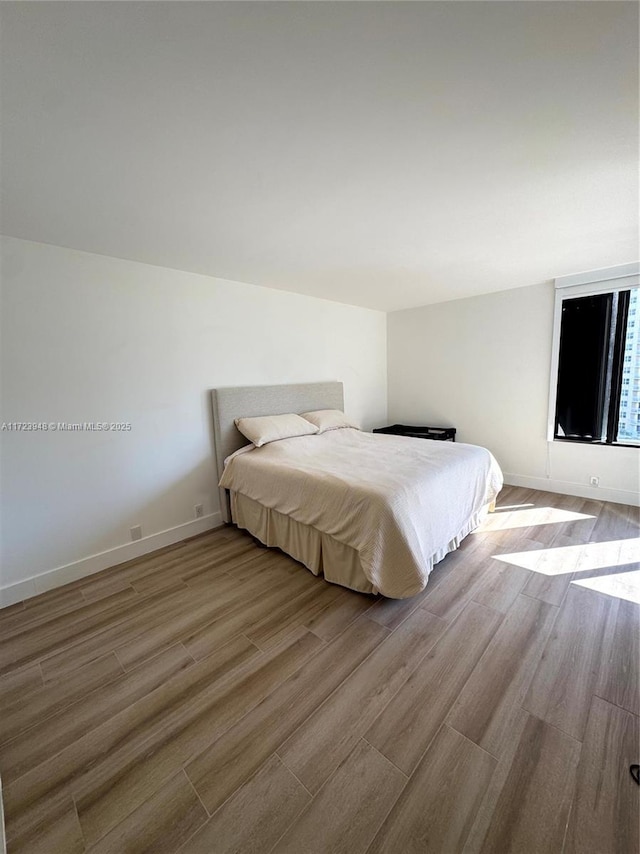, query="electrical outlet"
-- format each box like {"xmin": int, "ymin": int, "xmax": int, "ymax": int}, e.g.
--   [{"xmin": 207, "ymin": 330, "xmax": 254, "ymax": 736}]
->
[
  {"xmin": 130, "ymin": 525, "xmax": 143, "ymax": 541},
  {"xmin": 194, "ymin": 504, "xmax": 204, "ymax": 519},
  {"xmin": 590, "ymin": 476, "xmax": 600, "ymax": 487}
]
